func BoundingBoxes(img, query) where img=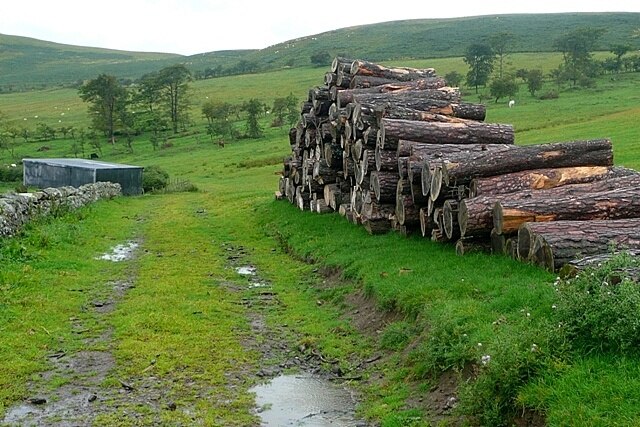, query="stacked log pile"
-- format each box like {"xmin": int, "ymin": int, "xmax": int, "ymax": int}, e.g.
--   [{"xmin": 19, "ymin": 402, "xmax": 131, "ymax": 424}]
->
[{"xmin": 276, "ymin": 58, "xmax": 640, "ymax": 272}]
